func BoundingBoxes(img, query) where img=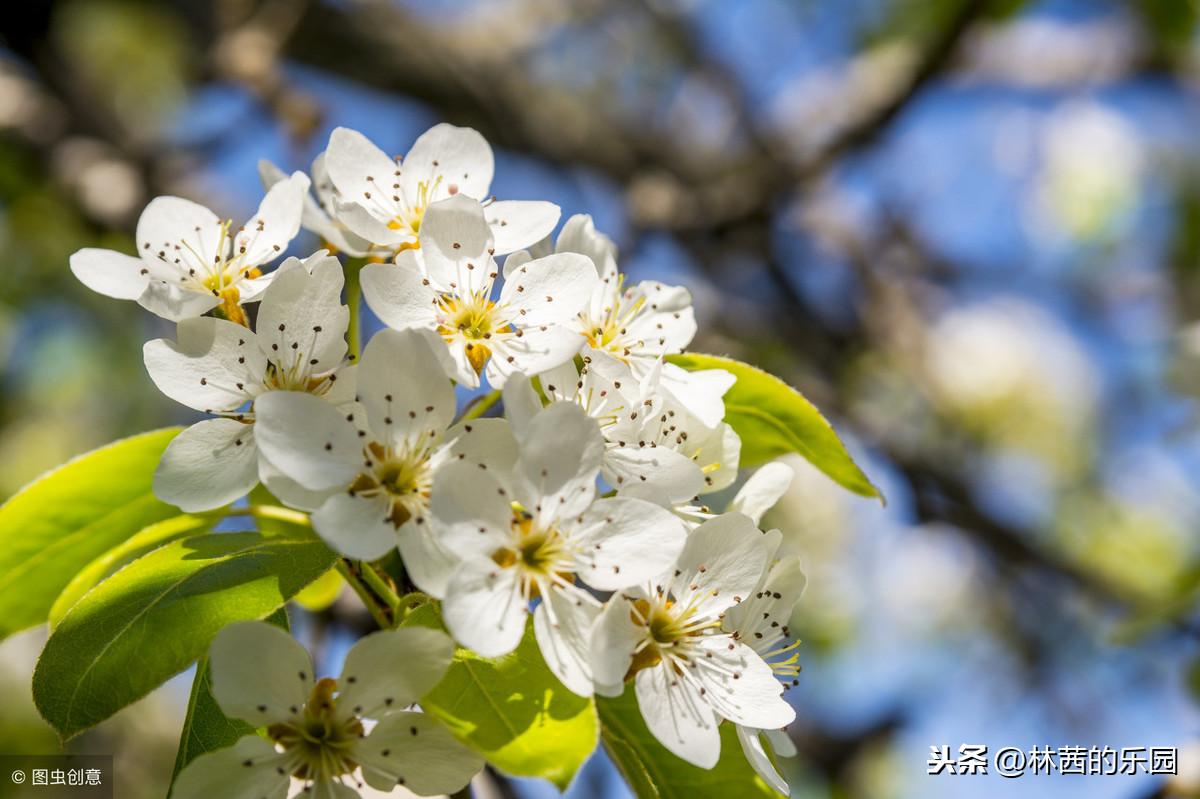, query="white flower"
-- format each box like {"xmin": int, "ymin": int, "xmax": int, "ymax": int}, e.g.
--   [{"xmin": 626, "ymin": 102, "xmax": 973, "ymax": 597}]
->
[
  {"xmin": 261, "ymin": 155, "xmax": 370, "ymax": 256},
  {"xmin": 325, "ymin": 124, "xmax": 559, "ymax": 256},
  {"xmin": 253, "ymin": 327, "xmax": 516, "ymax": 591},
  {"xmin": 508, "ymin": 214, "xmax": 734, "ymax": 427},
  {"xmin": 435, "ymin": 402, "xmax": 687, "ymax": 696},
  {"xmin": 591, "ymin": 514, "xmax": 794, "ymax": 768},
  {"xmin": 172, "ymin": 621, "xmax": 482, "ymax": 799},
  {"xmin": 144, "ymin": 252, "xmax": 354, "ymax": 513},
  {"xmin": 70, "ymin": 172, "xmax": 309, "ymax": 322},
  {"xmin": 723, "ymin": 554, "xmax": 807, "ymax": 795},
  {"xmin": 360, "ymin": 194, "xmax": 597, "ymax": 388}
]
